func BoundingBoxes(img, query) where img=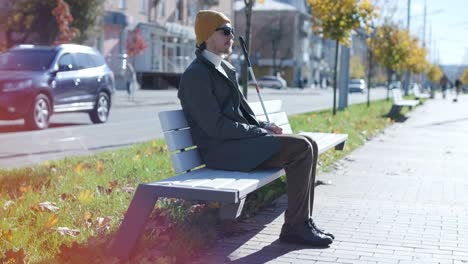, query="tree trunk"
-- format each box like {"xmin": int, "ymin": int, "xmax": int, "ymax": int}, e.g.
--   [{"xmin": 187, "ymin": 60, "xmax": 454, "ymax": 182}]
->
[
  {"xmin": 366, "ymin": 48, "xmax": 372, "ymax": 107},
  {"xmin": 241, "ymin": 0, "xmax": 254, "ymax": 99},
  {"xmin": 333, "ymin": 40, "xmax": 340, "ymax": 115}
]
